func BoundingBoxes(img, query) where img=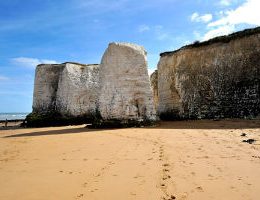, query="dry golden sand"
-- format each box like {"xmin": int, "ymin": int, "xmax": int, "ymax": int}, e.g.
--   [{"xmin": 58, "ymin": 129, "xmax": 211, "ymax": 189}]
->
[{"xmin": 0, "ymin": 120, "xmax": 260, "ymax": 200}]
